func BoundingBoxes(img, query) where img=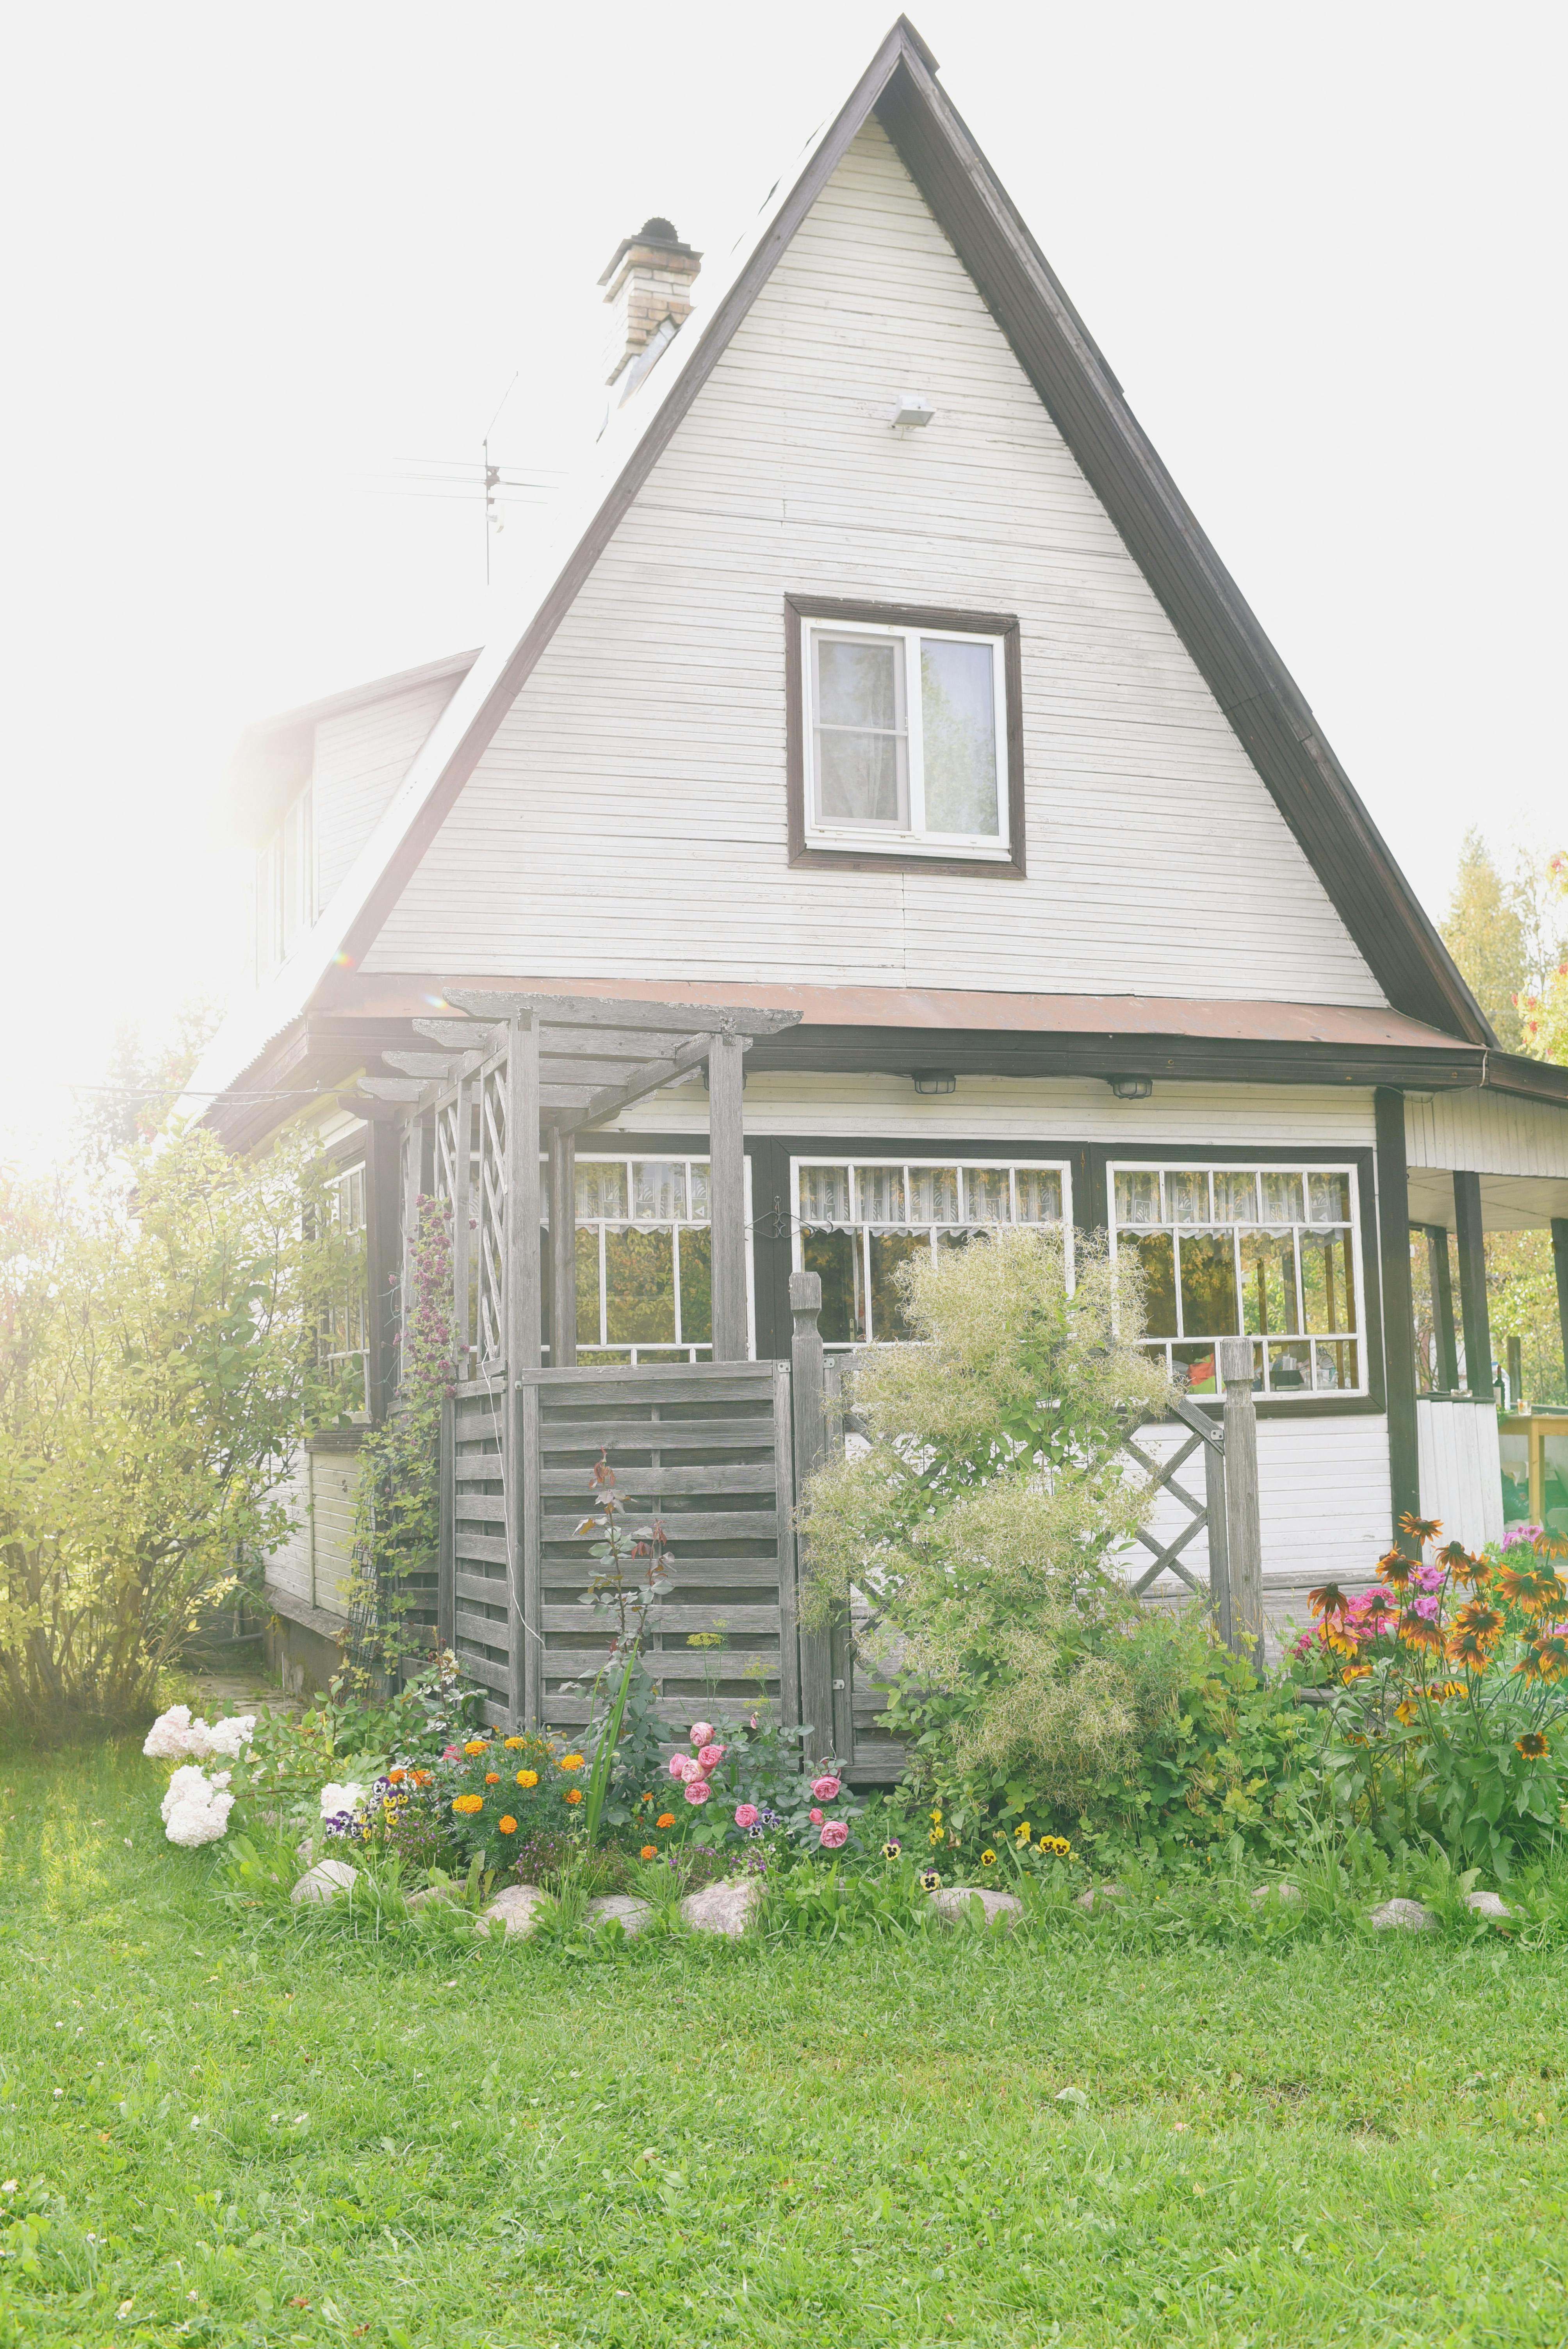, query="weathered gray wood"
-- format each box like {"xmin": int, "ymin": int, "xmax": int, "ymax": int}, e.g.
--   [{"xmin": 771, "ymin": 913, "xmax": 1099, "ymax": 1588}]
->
[
  {"xmin": 1218, "ymin": 1338, "xmax": 1265, "ymax": 1665},
  {"xmin": 451, "ymin": 1534, "xmax": 509, "ymax": 1568},
  {"xmin": 1453, "ymin": 1171, "xmax": 1493, "ymax": 1402},
  {"xmin": 1375, "ymin": 1087, "xmax": 1422, "ymax": 1544},
  {"xmin": 1554, "ymin": 1219, "xmax": 1568, "ymax": 1392},
  {"xmin": 383, "ymin": 1051, "xmax": 482, "ymax": 1080},
  {"xmin": 542, "ymin": 1506, "xmax": 779, "ymax": 1543},
  {"xmin": 519, "ymin": 1376, "xmax": 541, "ymax": 1731},
  {"xmin": 790, "ymin": 1272, "xmax": 834, "ymax": 1757},
  {"xmin": 822, "ymin": 1356, "xmax": 857, "ymax": 1759},
  {"xmin": 548, "ymin": 1128, "xmax": 576, "ymax": 1369},
  {"xmin": 708, "ymin": 1032, "xmax": 747, "ymax": 1362},
  {"xmin": 400, "ymin": 1114, "xmax": 423, "ymax": 1366},
  {"xmin": 1422, "ymin": 1223, "xmax": 1459, "ymax": 1392},
  {"xmin": 413, "ymin": 1019, "xmax": 502, "ymax": 1051},
  {"xmin": 554, "ymin": 1031, "xmax": 747, "ymax": 1139},
  {"xmin": 1204, "ymin": 1425, "xmax": 1231, "ymax": 1650},
  {"xmin": 506, "ymin": 1018, "xmax": 542, "ymax": 1376},
  {"xmin": 445, "ymin": 987, "xmax": 801, "ymax": 1039},
  {"xmin": 772, "ymin": 1355, "xmax": 802, "ymax": 1732},
  {"xmin": 539, "ymin": 1461, "xmax": 777, "ymax": 1496},
  {"xmin": 541, "ymin": 1604, "xmax": 782, "ymax": 1636},
  {"xmin": 533, "ymin": 1417, "xmax": 775, "ymax": 1451},
  {"xmin": 451, "ymin": 1076, "xmax": 472, "ymax": 1368},
  {"xmin": 359, "ymin": 1078, "xmax": 429, "ymax": 1103},
  {"xmin": 438, "ymin": 1392, "xmax": 455, "ymax": 1649}
]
